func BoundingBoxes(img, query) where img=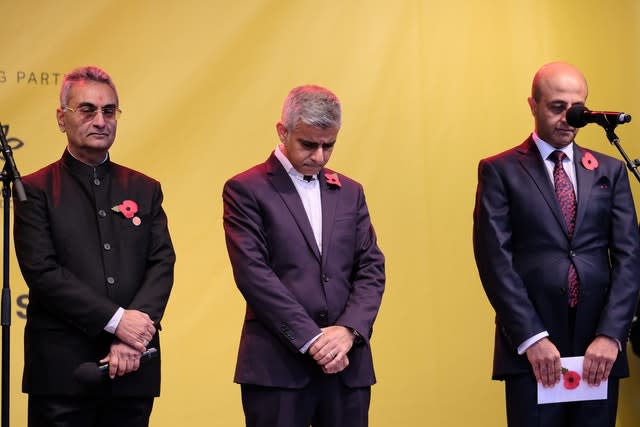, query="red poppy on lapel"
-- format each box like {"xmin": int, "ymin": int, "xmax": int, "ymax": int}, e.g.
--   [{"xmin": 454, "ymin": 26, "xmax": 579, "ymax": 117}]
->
[
  {"xmin": 581, "ymin": 151, "xmax": 598, "ymax": 171},
  {"xmin": 112, "ymin": 199, "xmax": 139, "ymax": 218},
  {"xmin": 324, "ymin": 172, "xmax": 342, "ymax": 188}
]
